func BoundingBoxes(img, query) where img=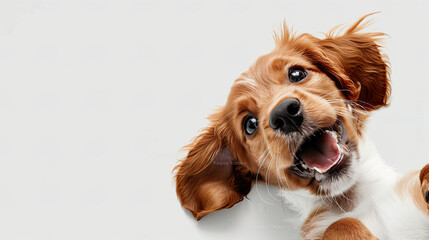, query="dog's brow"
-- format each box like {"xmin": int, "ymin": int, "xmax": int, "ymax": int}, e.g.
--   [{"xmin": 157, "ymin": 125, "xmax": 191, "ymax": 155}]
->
[{"xmin": 235, "ymin": 96, "xmax": 259, "ymax": 116}]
